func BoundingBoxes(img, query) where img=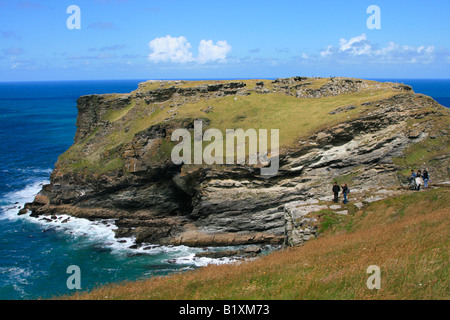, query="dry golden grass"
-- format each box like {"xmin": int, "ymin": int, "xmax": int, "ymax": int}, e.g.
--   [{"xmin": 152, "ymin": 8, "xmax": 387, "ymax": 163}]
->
[
  {"xmin": 61, "ymin": 187, "xmax": 449, "ymax": 300},
  {"xmin": 175, "ymin": 89, "xmax": 397, "ymax": 148}
]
